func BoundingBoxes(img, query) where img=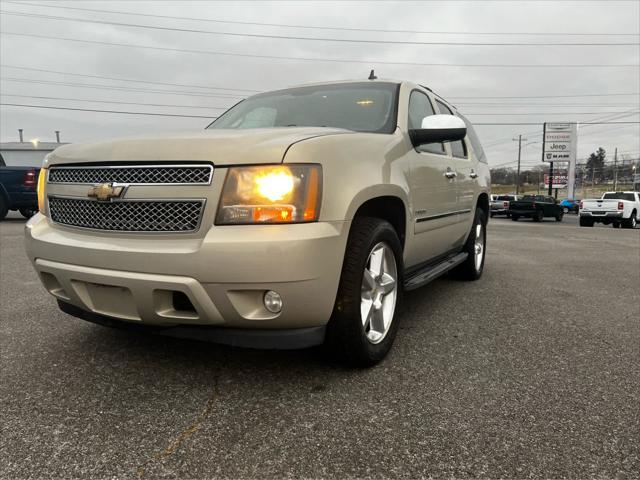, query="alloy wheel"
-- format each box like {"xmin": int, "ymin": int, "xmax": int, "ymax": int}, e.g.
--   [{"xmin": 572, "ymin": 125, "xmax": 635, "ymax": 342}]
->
[
  {"xmin": 361, "ymin": 242, "xmax": 398, "ymax": 344},
  {"xmin": 474, "ymin": 222, "xmax": 485, "ymax": 272}
]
